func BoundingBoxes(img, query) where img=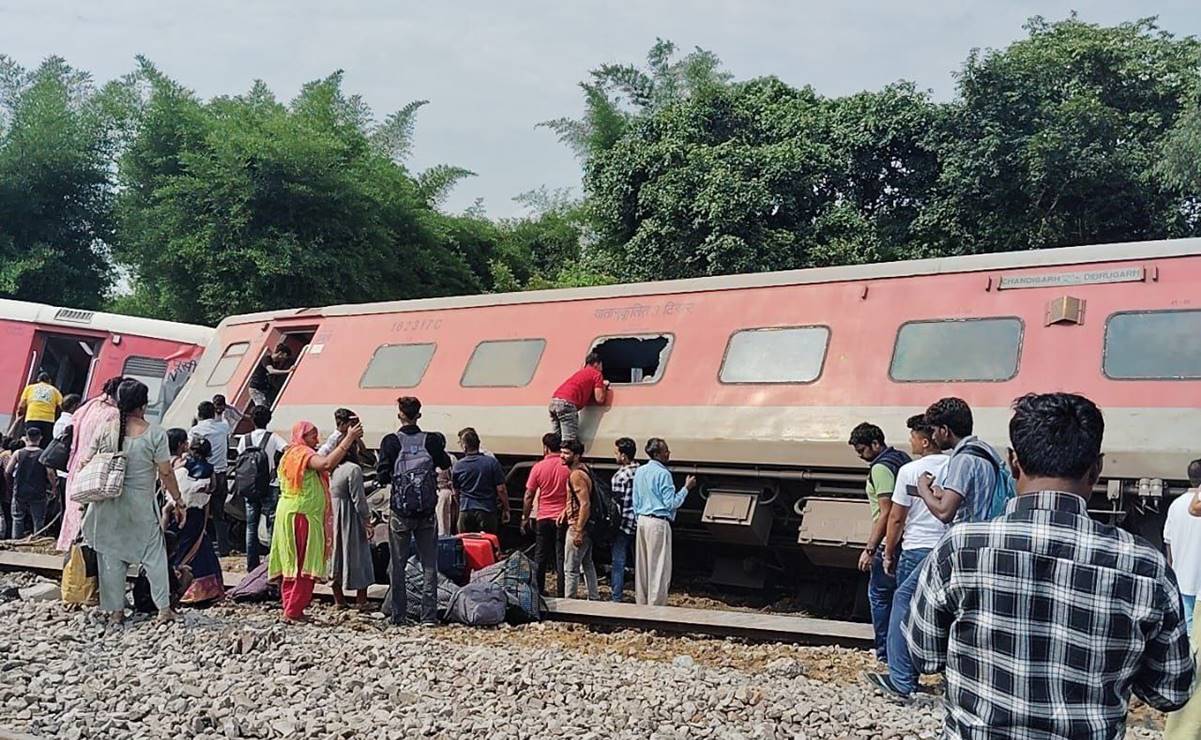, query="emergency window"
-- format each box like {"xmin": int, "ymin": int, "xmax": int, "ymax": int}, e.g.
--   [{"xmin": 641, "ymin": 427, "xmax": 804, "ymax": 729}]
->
[
  {"xmin": 720, "ymin": 326, "xmax": 829, "ymax": 384},
  {"xmin": 461, "ymin": 339, "xmax": 546, "ymax": 387},
  {"xmin": 890, "ymin": 318, "xmax": 1022, "ymax": 382},
  {"xmin": 360, "ymin": 343, "xmax": 436, "ymax": 388},
  {"xmin": 123, "ymin": 356, "xmax": 168, "ymax": 422},
  {"xmin": 1104, "ymin": 310, "xmax": 1201, "ymax": 379},
  {"xmin": 590, "ymin": 335, "xmax": 672, "ymax": 384},
  {"xmin": 206, "ymin": 342, "xmax": 248, "ymax": 387}
]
